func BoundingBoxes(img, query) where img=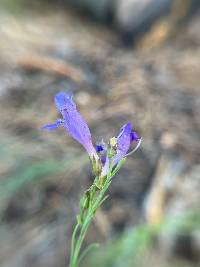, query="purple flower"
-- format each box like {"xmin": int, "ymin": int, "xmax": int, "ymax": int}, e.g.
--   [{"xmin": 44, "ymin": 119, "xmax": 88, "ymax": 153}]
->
[
  {"xmin": 43, "ymin": 92, "xmax": 98, "ymax": 159},
  {"xmin": 111, "ymin": 122, "xmax": 140, "ymax": 166},
  {"xmin": 43, "ymin": 92, "xmax": 141, "ymax": 177},
  {"xmin": 101, "ymin": 154, "xmax": 110, "ymax": 177}
]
